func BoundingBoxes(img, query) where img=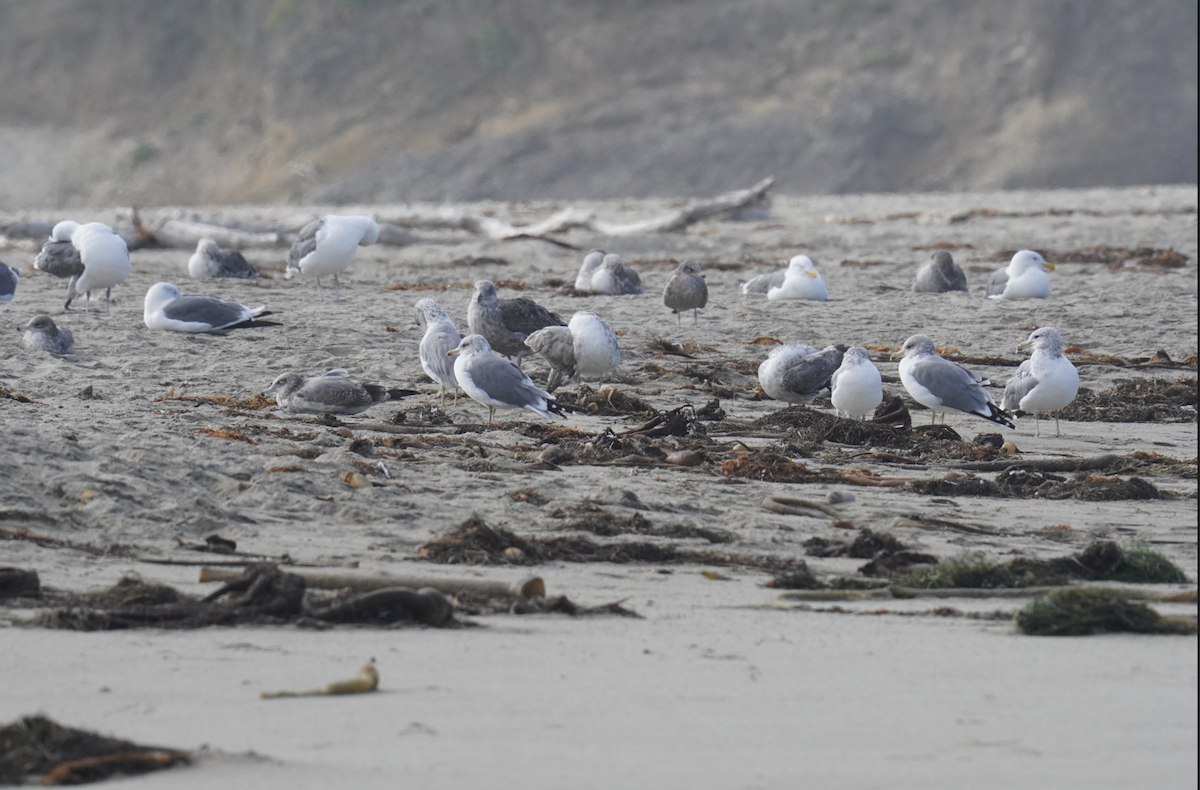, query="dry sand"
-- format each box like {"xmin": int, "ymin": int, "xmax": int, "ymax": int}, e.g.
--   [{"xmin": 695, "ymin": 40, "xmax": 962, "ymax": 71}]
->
[{"xmin": 1, "ymin": 184, "xmax": 1197, "ymax": 788}]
